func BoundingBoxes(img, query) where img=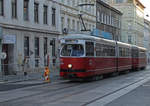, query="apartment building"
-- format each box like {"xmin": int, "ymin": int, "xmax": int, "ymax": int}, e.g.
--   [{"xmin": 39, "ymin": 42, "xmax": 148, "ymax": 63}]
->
[
  {"xmin": 96, "ymin": 0, "xmax": 122, "ymax": 41},
  {"xmin": 144, "ymin": 19, "xmax": 150, "ymax": 63},
  {"xmin": 58, "ymin": 0, "xmax": 96, "ymax": 34},
  {"xmin": 101, "ymin": 0, "xmax": 145, "ymax": 46},
  {"xmin": 0, "ymin": 0, "xmax": 61, "ymax": 75}
]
